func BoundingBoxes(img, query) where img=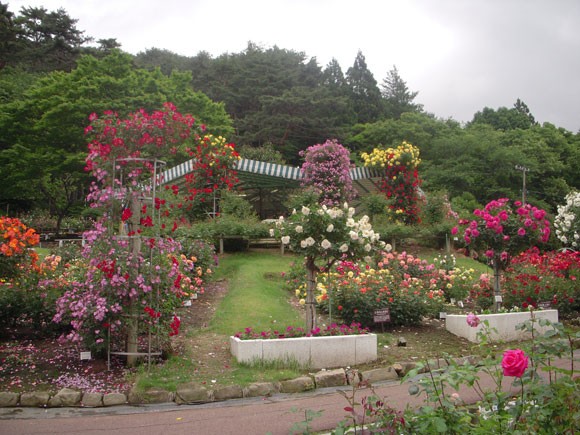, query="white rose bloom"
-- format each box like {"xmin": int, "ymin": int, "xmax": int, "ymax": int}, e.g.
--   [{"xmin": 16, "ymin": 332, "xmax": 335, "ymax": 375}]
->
[
  {"xmin": 295, "ymin": 225, "xmax": 303, "ymax": 233},
  {"xmin": 385, "ymin": 243, "xmax": 393, "ymax": 252},
  {"xmin": 269, "ymin": 229, "xmax": 275, "ymax": 237},
  {"xmin": 300, "ymin": 240, "xmax": 308, "ymax": 248},
  {"xmin": 364, "ymin": 243, "xmax": 372, "ymax": 252},
  {"xmin": 346, "ymin": 218, "xmax": 355, "ymax": 227},
  {"xmin": 321, "ymin": 239, "xmax": 332, "ymax": 250},
  {"xmin": 281, "ymin": 236, "xmax": 290, "ymax": 245},
  {"xmin": 317, "ymin": 209, "xmax": 325, "ymax": 216},
  {"xmin": 326, "ymin": 224, "xmax": 334, "ymax": 232},
  {"xmin": 292, "ymin": 208, "xmax": 297, "ymax": 215},
  {"xmin": 349, "ymin": 231, "xmax": 359, "ymax": 240},
  {"xmin": 343, "ymin": 202, "xmax": 349, "ymax": 209},
  {"xmin": 364, "ymin": 256, "xmax": 372, "ymax": 263},
  {"xmin": 339, "ymin": 244, "xmax": 349, "ymax": 252},
  {"xmin": 301, "ymin": 206, "xmax": 310, "ymax": 215},
  {"xmin": 305, "ymin": 237, "xmax": 315, "ymax": 246}
]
